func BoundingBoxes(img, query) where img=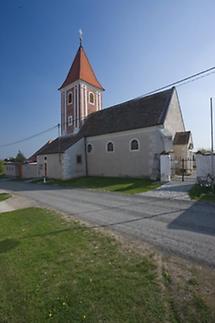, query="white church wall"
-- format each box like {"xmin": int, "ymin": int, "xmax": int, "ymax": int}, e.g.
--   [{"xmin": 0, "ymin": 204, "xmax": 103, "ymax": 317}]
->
[
  {"xmin": 63, "ymin": 138, "xmax": 86, "ymax": 179},
  {"xmin": 86, "ymin": 126, "xmax": 165, "ymax": 179},
  {"xmin": 164, "ymin": 89, "xmax": 185, "ymax": 138},
  {"xmin": 159, "ymin": 128, "xmax": 173, "ymax": 152}
]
